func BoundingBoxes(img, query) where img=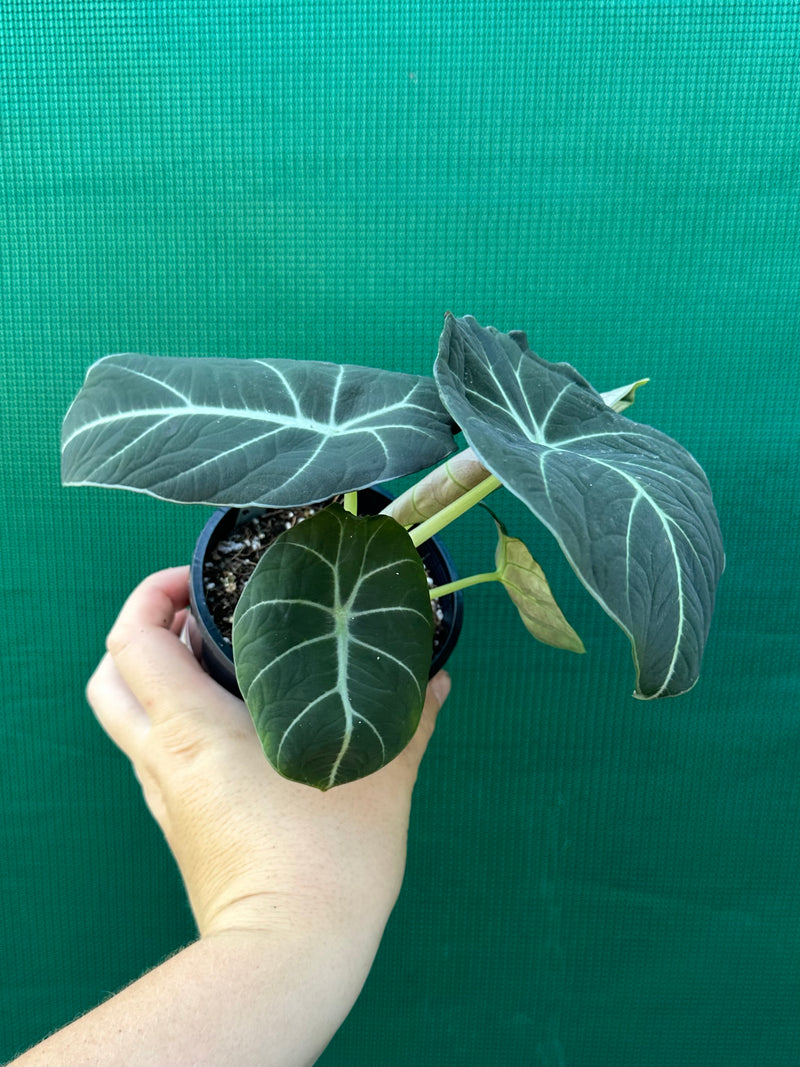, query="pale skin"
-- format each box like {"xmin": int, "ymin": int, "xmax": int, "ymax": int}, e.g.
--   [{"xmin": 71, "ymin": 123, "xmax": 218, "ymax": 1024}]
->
[{"xmin": 9, "ymin": 566, "xmax": 450, "ymax": 1067}]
